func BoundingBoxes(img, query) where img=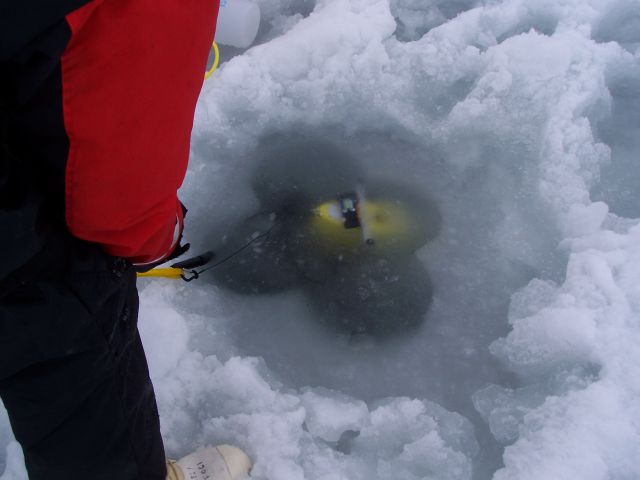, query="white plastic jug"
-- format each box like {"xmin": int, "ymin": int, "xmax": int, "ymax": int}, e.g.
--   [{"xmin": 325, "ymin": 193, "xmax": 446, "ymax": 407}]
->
[{"xmin": 215, "ymin": 0, "xmax": 261, "ymax": 48}]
